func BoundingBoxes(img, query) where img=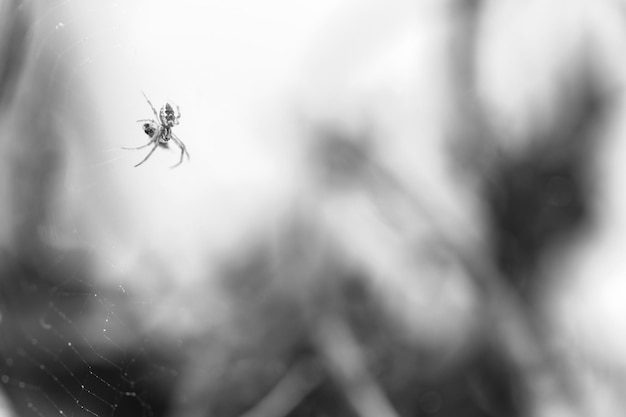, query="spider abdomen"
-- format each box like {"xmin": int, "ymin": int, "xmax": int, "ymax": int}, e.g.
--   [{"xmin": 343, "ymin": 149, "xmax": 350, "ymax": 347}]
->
[{"xmin": 161, "ymin": 103, "xmax": 179, "ymax": 127}]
